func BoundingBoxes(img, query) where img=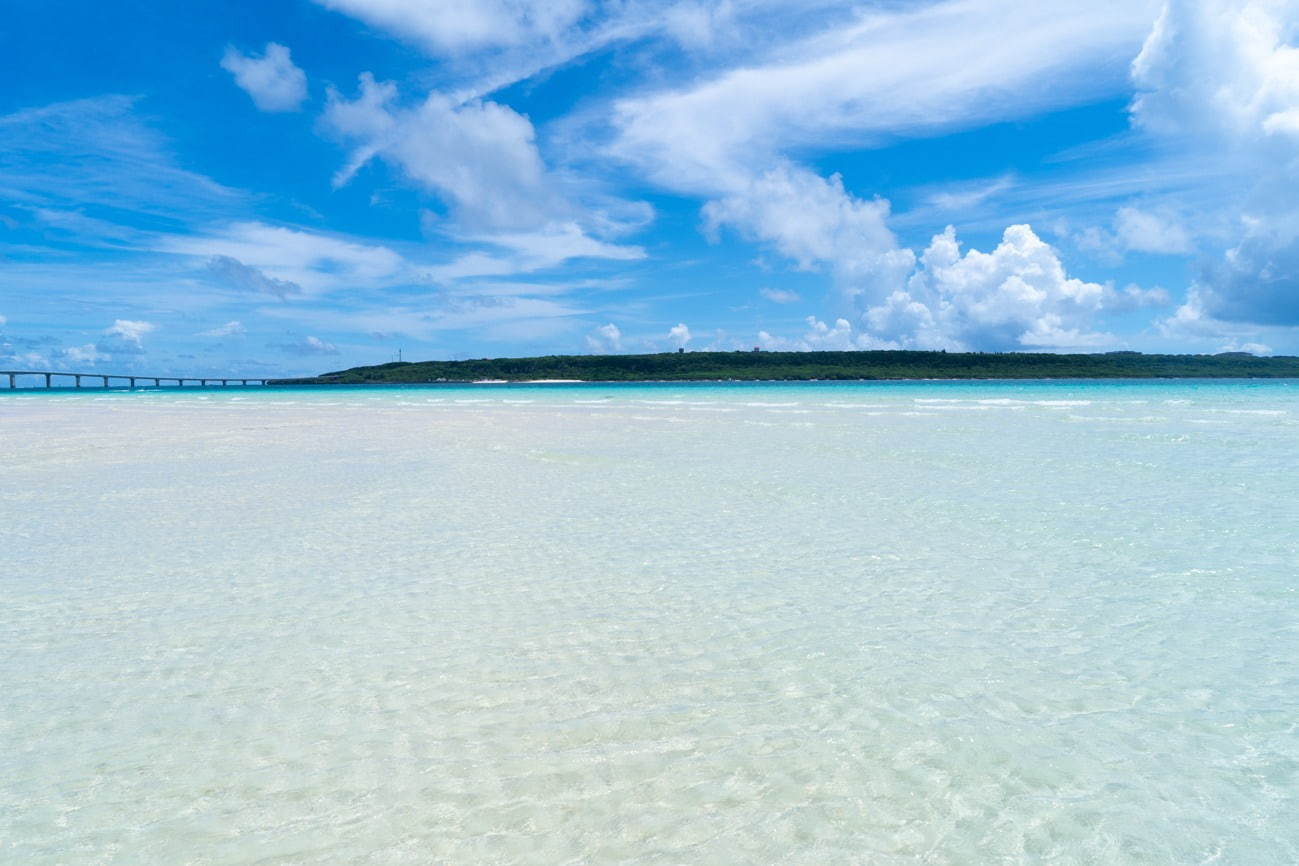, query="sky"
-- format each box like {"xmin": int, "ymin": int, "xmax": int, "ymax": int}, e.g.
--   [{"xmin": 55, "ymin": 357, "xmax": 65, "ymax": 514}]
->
[{"xmin": 3, "ymin": 0, "xmax": 1299, "ymax": 377}]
